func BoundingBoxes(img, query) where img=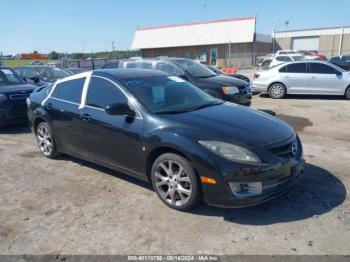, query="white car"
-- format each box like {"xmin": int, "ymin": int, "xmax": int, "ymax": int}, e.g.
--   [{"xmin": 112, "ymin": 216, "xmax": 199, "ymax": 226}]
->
[
  {"xmin": 276, "ymin": 50, "xmax": 299, "ymax": 55},
  {"xmin": 269, "ymin": 54, "xmax": 305, "ymax": 68},
  {"xmin": 252, "ymin": 61, "xmax": 350, "ymax": 99}
]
